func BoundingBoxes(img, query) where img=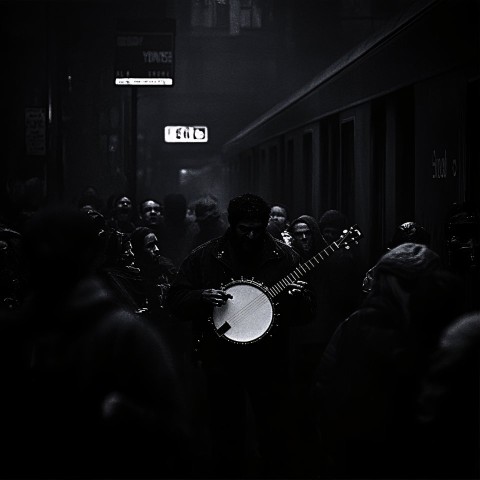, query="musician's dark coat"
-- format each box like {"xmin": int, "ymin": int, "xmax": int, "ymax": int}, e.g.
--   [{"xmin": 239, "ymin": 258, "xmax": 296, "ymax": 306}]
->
[
  {"xmin": 167, "ymin": 228, "xmax": 315, "ymax": 477},
  {"xmin": 167, "ymin": 228, "xmax": 315, "ymax": 367}
]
